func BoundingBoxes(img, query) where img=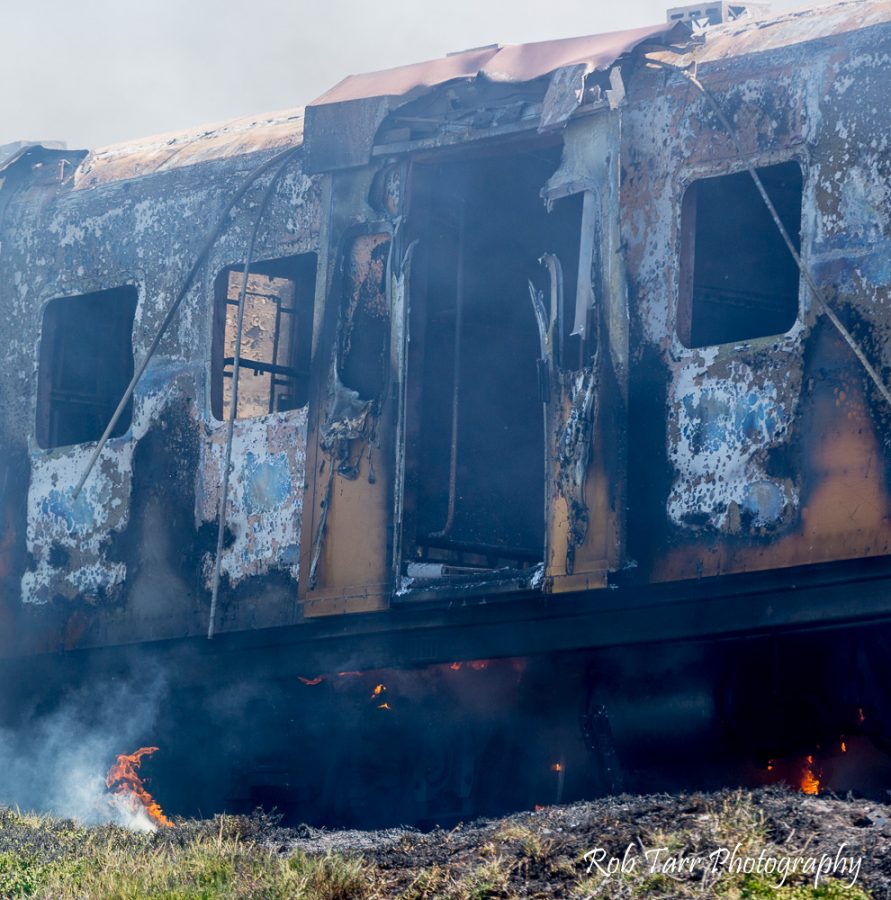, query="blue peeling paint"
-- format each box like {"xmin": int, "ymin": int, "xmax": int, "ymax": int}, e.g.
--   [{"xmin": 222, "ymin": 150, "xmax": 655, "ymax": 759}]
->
[
  {"xmin": 743, "ymin": 480, "xmax": 786, "ymax": 525},
  {"xmin": 42, "ymin": 488, "xmax": 95, "ymax": 532},
  {"xmin": 279, "ymin": 544, "xmax": 301, "ymax": 565},
  {"xmin": 735, "ymin": 389, "xmax": 785, "ymax": 443},
  {"xmin": 857, "ymin": 248, "xmax": 891, "ymax": 287},
  {"xmin": 243, "ymin": 452, "xmax": 292, "ymax": 514},
  {"xmin": 682, "ymin": 387, "xmax": 785, "ymax": 454}
]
